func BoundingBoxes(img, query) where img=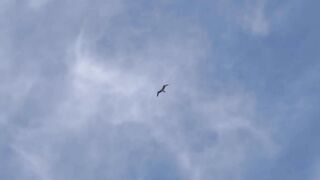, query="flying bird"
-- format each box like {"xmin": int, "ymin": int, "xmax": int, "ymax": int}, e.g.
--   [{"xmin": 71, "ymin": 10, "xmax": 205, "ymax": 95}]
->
[{"xmin": 157, "ymin": 84, "xmax": 169, "ymax": 97}]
